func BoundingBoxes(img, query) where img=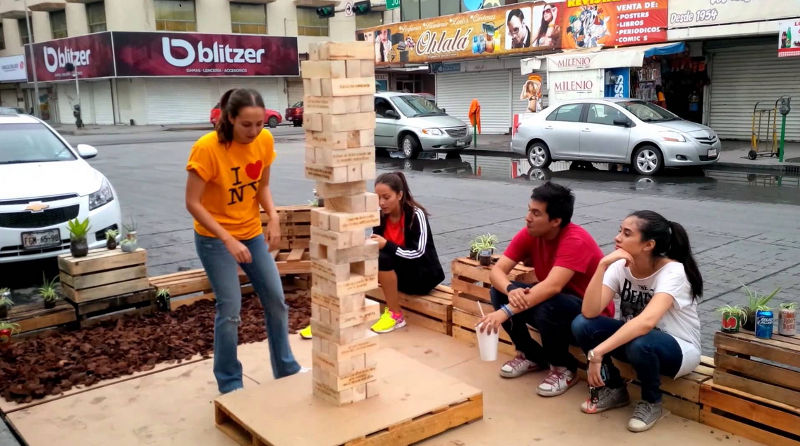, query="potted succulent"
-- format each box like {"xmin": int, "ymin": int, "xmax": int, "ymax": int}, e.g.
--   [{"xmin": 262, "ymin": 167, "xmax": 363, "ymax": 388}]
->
[
  {"xmin": 0, "ymin": 321, "xmax": 20, "ymax": 343},
  {"xmin": 0, "ymin": 288, "xmax": 13, "ymax": 319},
  {"xmin": 469, "ymin": 234, "xmax": 498, "ymax": 262},
  {"xmin": 716, "ymin": 304, "xmax": 747, "ymax": 333},
  {"xmin": 742, "ymin": 285, "xmax": 780, "ymax": 331},
  {"xmin": 67, "ymin": 217, "xmax": 91, "ymax": 257},
  {"xmin": 39, "ymin": 274, "xmax": 60, "ymax": 309},
  {"xmin": 105, "ymin": 229, "xmax": 119, "ymax": 250},
  {"xmin": 156, "ymin": 288, "xmax": 171, "ymax": 312},
  {"xmin": 121, "ymin": 218, "xmax": 138, "ymax": 253}
]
